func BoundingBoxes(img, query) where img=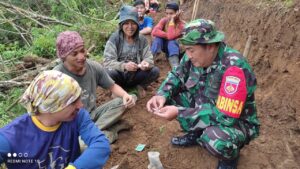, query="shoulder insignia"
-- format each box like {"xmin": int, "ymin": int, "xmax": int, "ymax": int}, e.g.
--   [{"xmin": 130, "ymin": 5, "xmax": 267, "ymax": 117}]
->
[{"xmin": 216, "ymin": 66, "xmax": 247, "ymax": 118}]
